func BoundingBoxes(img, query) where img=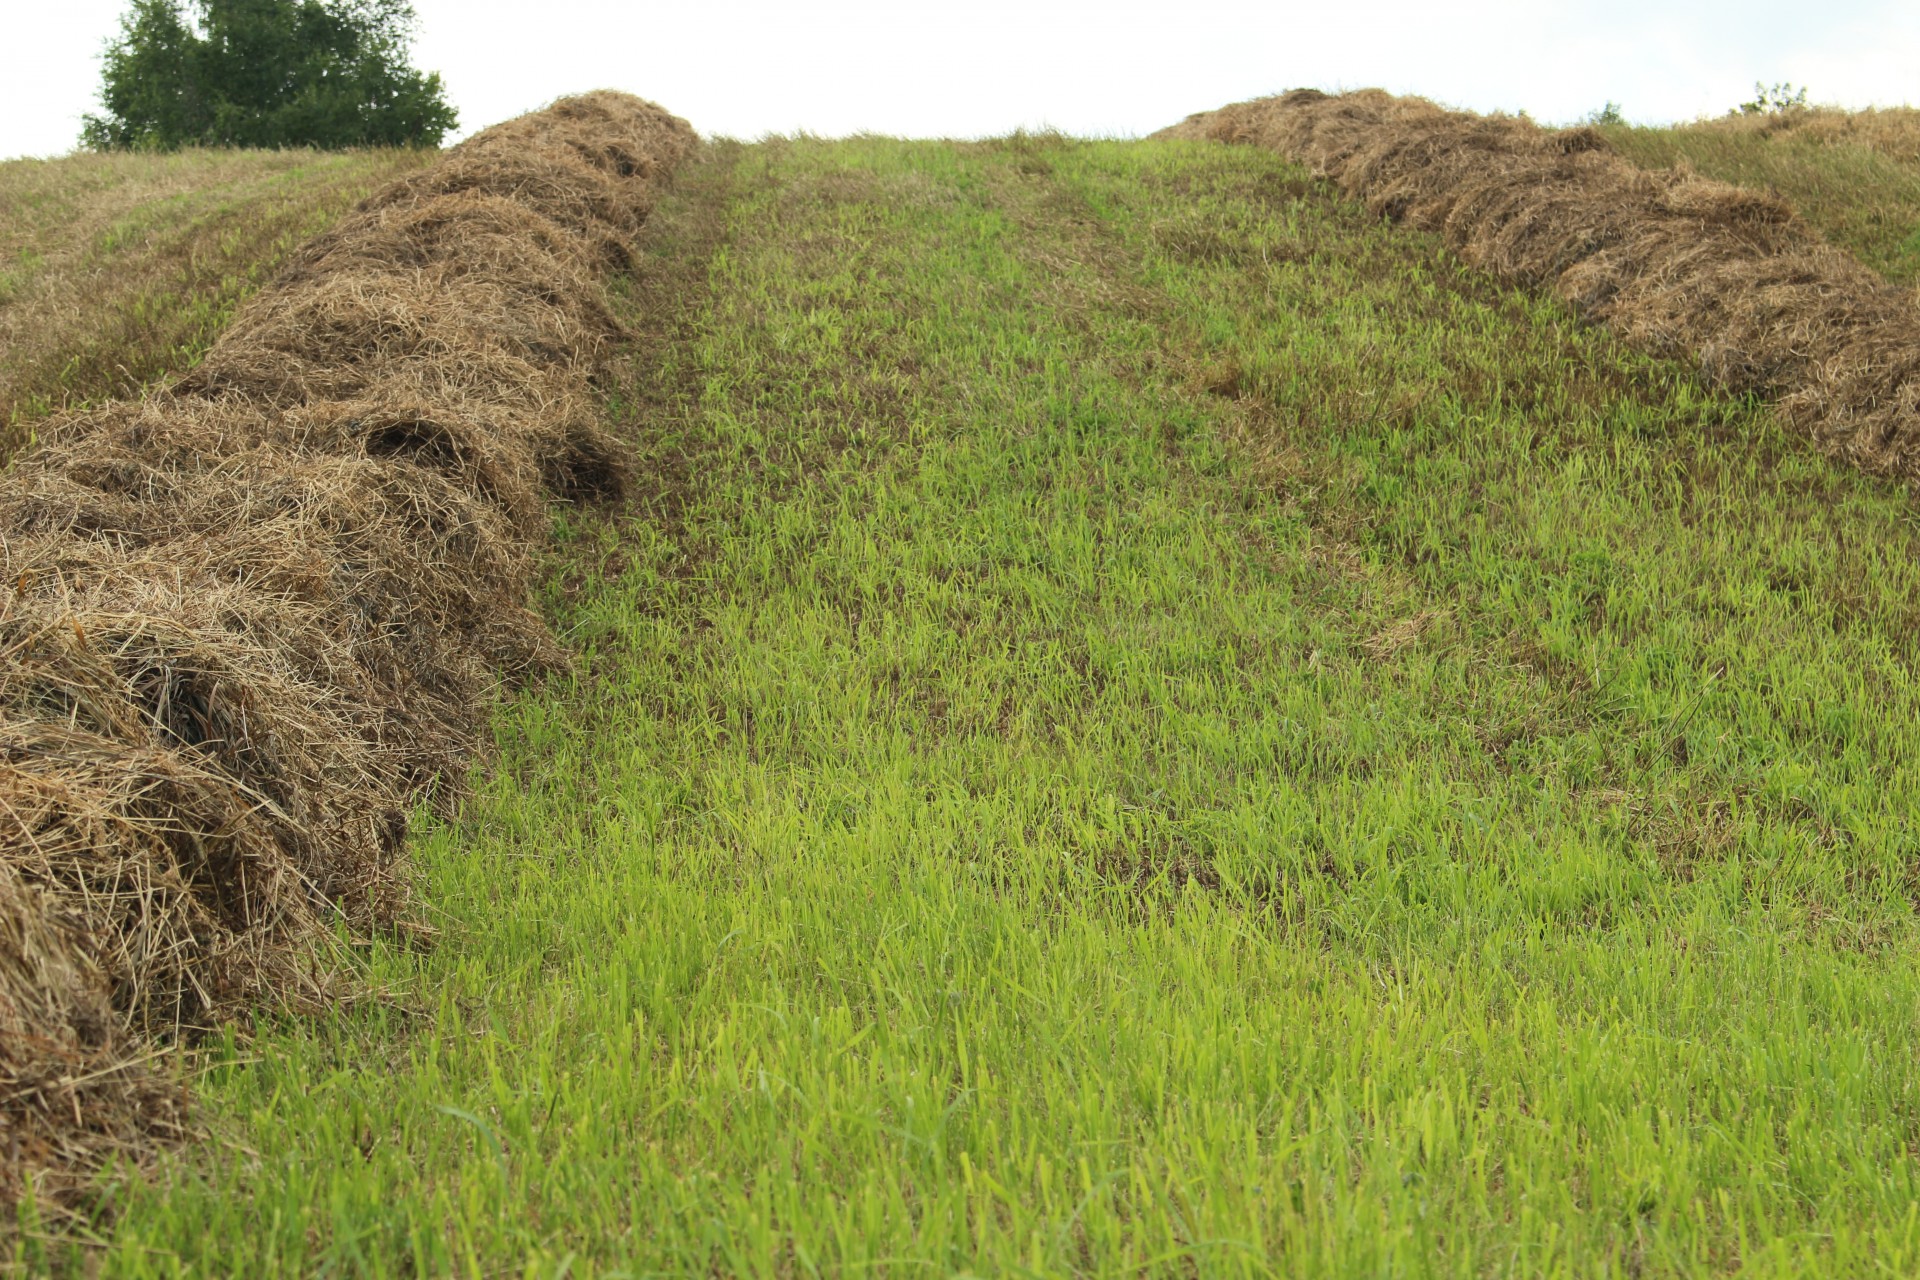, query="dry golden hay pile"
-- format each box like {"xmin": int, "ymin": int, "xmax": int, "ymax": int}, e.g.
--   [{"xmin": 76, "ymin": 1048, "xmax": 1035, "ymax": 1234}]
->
[
  {"xmin": 0, "ymin": 91, "xmax": 697, "ymax": 1210},
  {"xmin": 1159, "ymin": 89, "xmax": 1920, "ymax": 479}
]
